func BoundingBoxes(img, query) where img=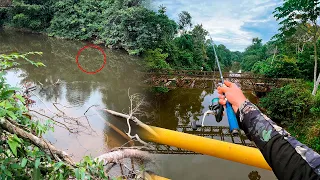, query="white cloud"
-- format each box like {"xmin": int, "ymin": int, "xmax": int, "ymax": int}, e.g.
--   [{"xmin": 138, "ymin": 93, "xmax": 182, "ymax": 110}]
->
[{"xmin": 153, "ymin": 0, "xmax": 282, "ymax": 51}]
